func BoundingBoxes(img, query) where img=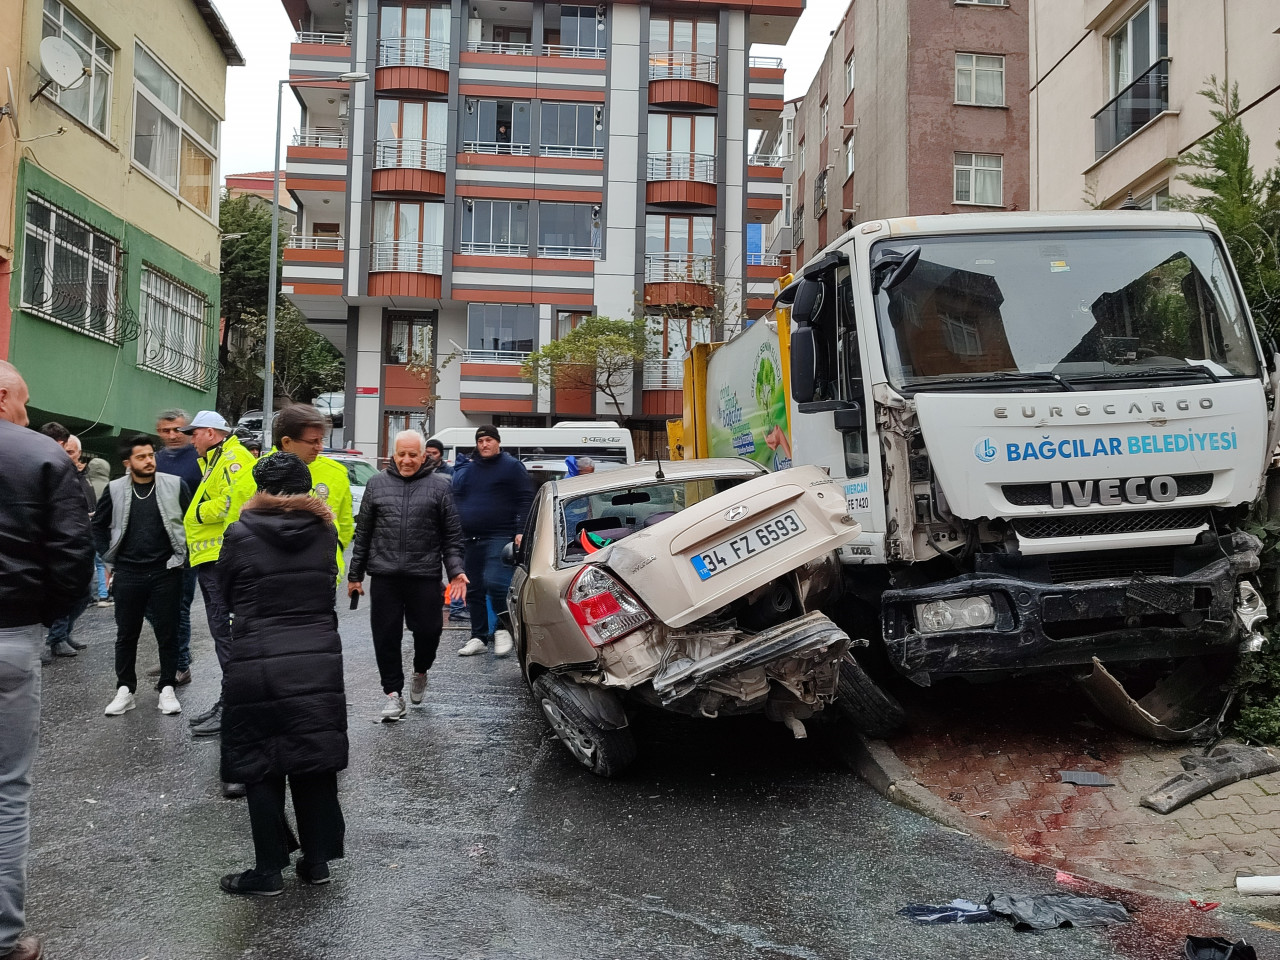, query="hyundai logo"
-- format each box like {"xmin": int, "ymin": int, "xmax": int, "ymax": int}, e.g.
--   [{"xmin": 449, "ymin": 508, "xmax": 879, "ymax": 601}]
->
[
  {"xmin": 974, "ymin": 437, "xmax": 997, "ymax": 463},
  {"xmin": 724, "ymin": 504, "xmax": 749, "ymax": 522}
]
